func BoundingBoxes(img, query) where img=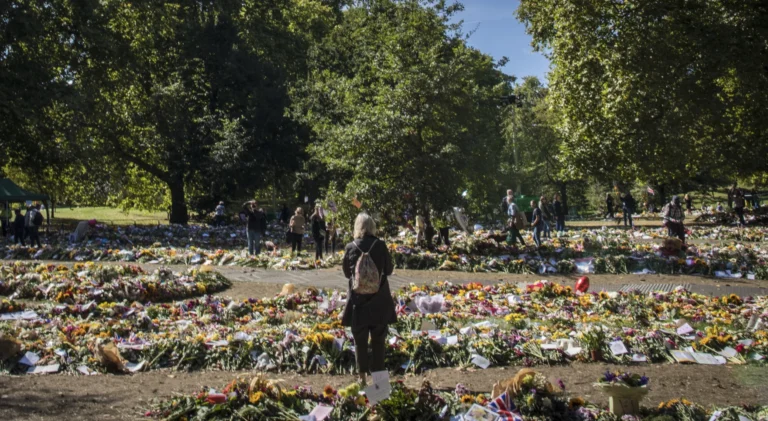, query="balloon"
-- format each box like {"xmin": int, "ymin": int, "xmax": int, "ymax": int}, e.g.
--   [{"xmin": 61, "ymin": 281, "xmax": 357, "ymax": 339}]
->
[{"xmin": 575, "ymin": 276, "xmax": 590, "ymax": 293}]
